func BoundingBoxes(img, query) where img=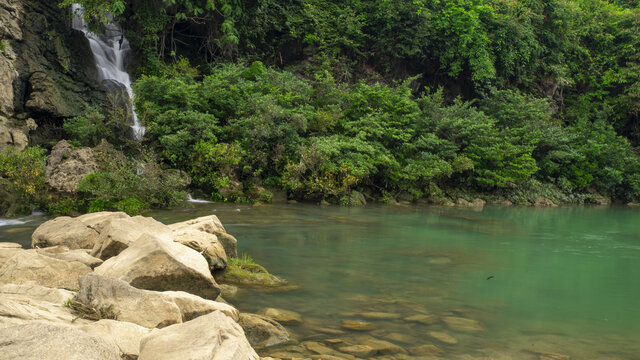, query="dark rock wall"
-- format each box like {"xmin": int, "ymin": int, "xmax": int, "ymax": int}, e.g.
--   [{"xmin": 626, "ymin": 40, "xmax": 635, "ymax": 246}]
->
[{"xmin": 0, "ymin": 0, "xmax": 107, "ymax": 149}]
